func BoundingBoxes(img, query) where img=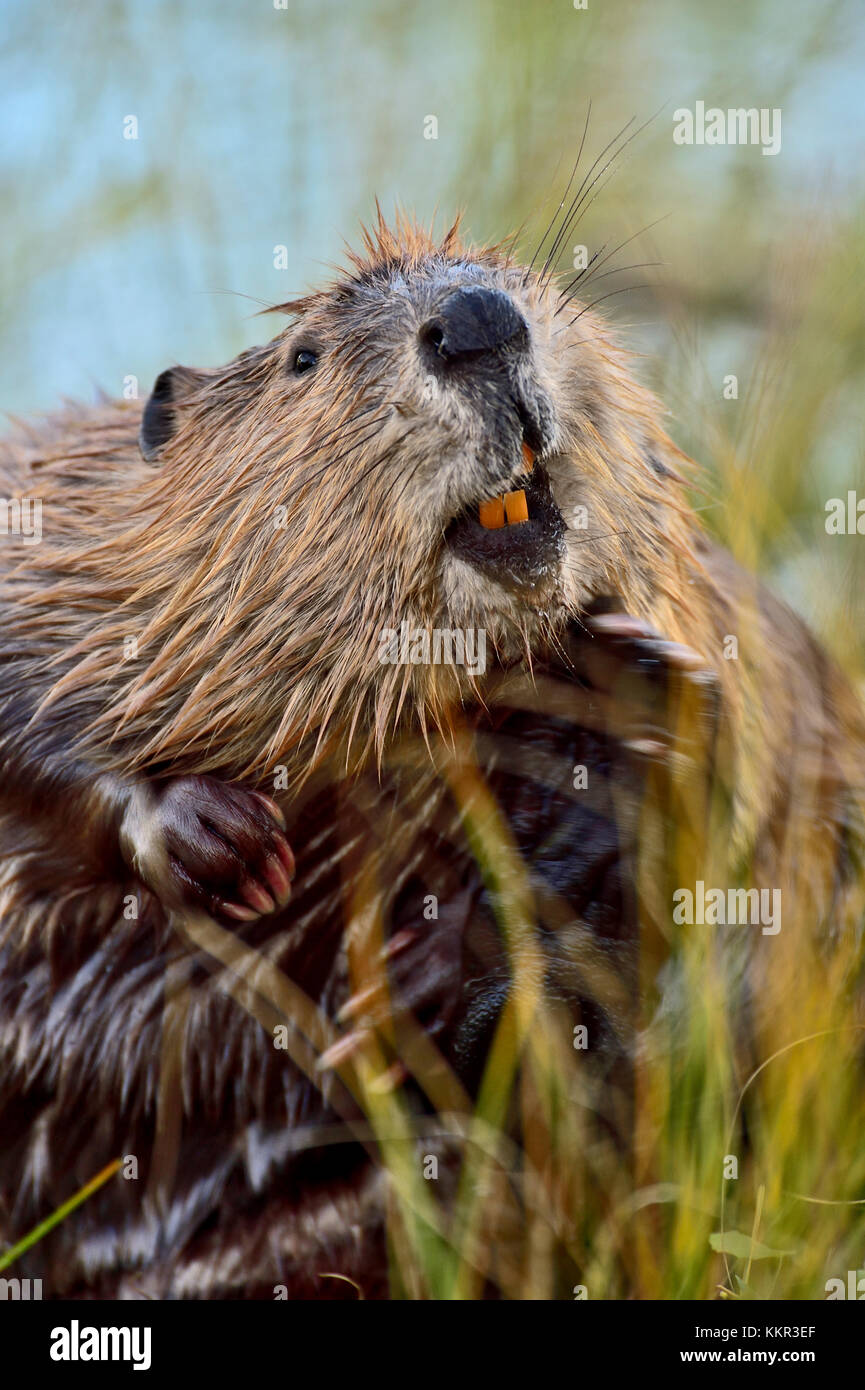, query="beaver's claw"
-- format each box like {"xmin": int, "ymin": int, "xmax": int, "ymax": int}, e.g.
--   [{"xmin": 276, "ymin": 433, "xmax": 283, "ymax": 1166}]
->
[
  {"xmin": 120, "ymin": 775, "xmax": 294, "ymax": 922},
  {"xmin": 578, "ymin": 609, "xmax": 722, "ymax": 766},
  {"xmin": 318, "ymin": 914, "xmax": 464, "ymax": 1080}
]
